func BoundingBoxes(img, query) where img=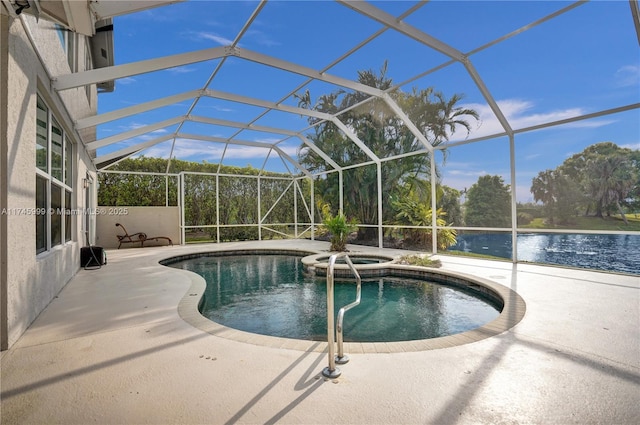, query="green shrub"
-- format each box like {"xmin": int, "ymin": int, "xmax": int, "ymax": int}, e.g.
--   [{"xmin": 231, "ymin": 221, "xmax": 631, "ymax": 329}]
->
[
  {"xmin": 397, "ymin": 254, "xmax": 442, "ymax": 268},
  {"xmin": 517, "ymin": 212, "xmax": 533, "ymax": 225},
  {"xmin": 320, "ymin": 203, "xmax": 358, "ymax": 252}
]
